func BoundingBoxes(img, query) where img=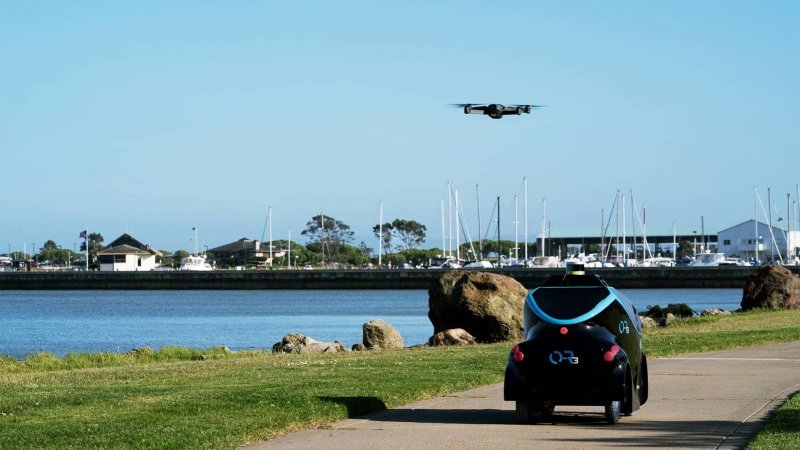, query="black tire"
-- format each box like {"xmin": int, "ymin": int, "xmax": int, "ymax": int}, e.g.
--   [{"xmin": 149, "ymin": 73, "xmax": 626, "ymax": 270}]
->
[
  {"xmin": 515, "ymin": 399, "xmax": 533, "ymax": 423},
  {"xmin": 605, "ymin": 400, "xmax": 621, "ymax": 424},
  {"xmin": 516, "ymin": 400, "xmax": 555, "ymax": 423}
]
